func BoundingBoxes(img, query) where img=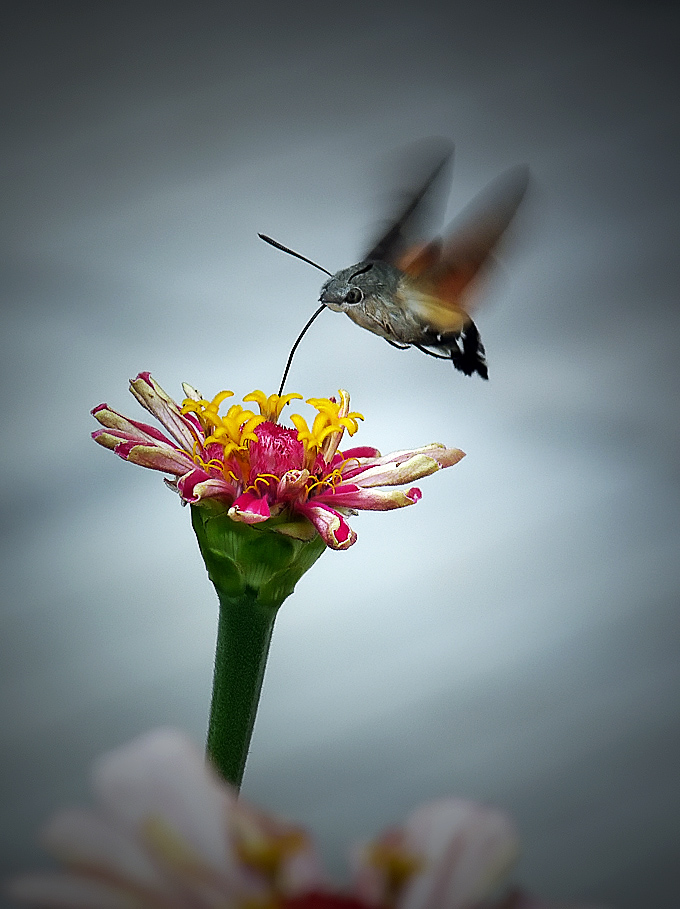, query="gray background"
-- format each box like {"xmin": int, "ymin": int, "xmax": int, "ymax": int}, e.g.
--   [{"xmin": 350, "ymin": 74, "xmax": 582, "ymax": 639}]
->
[{"xmin": 1, "ymin": 2, "xmax": 679, "ymax": 906}]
